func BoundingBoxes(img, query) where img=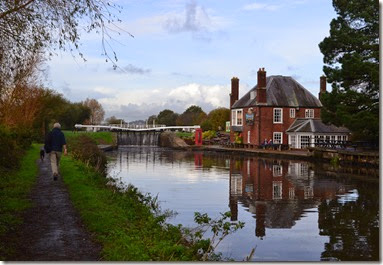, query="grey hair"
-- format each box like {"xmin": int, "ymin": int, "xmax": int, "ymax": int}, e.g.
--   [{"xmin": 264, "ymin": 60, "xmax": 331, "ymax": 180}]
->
[{"xmin": 53, "ymin": 122, "xmax": 61, "ymax": 129}]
